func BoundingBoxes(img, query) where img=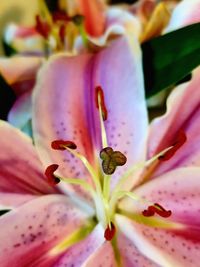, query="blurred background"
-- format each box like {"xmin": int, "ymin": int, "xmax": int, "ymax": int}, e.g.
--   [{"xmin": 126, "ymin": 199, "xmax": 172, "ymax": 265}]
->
[{"xmin": 0, "ymin": 0, "xmax": 138, "ymax": 54}]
